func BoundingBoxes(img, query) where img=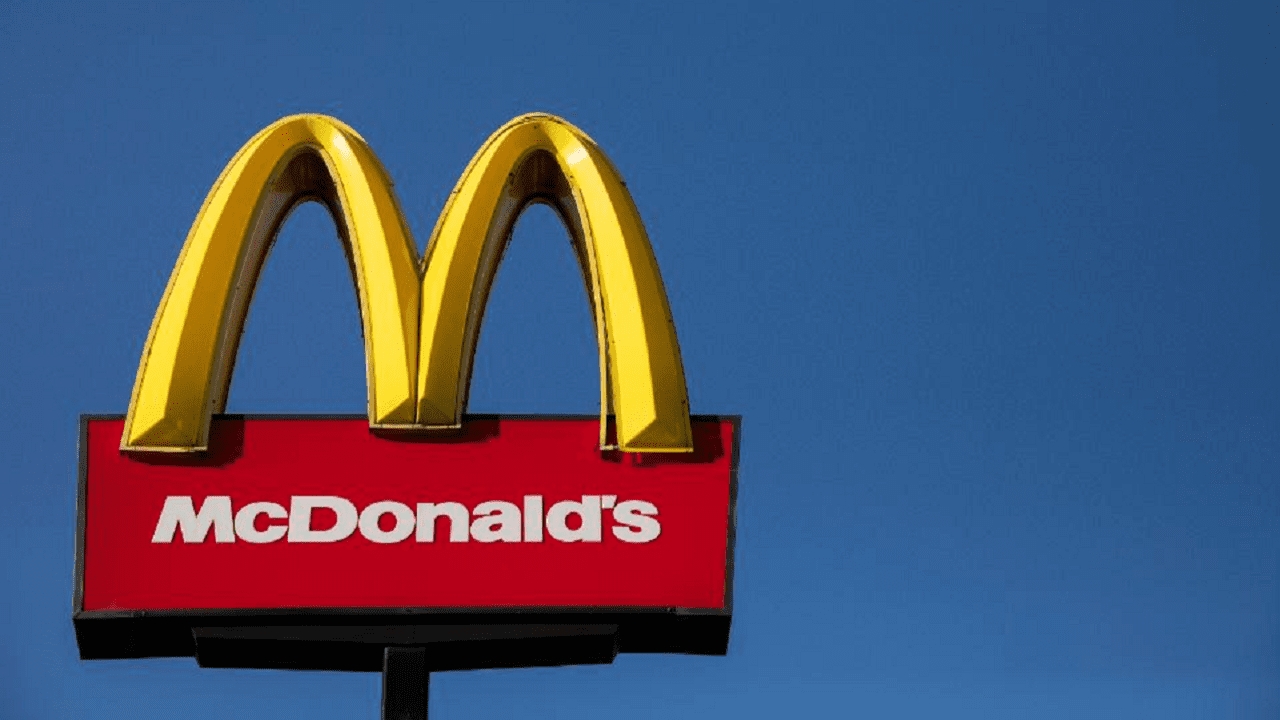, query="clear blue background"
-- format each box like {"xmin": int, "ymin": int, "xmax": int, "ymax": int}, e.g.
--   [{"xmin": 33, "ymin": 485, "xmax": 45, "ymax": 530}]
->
[{"xmin": 1, "ymin": 1, "xmax": 1276, "ymax": 717}]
